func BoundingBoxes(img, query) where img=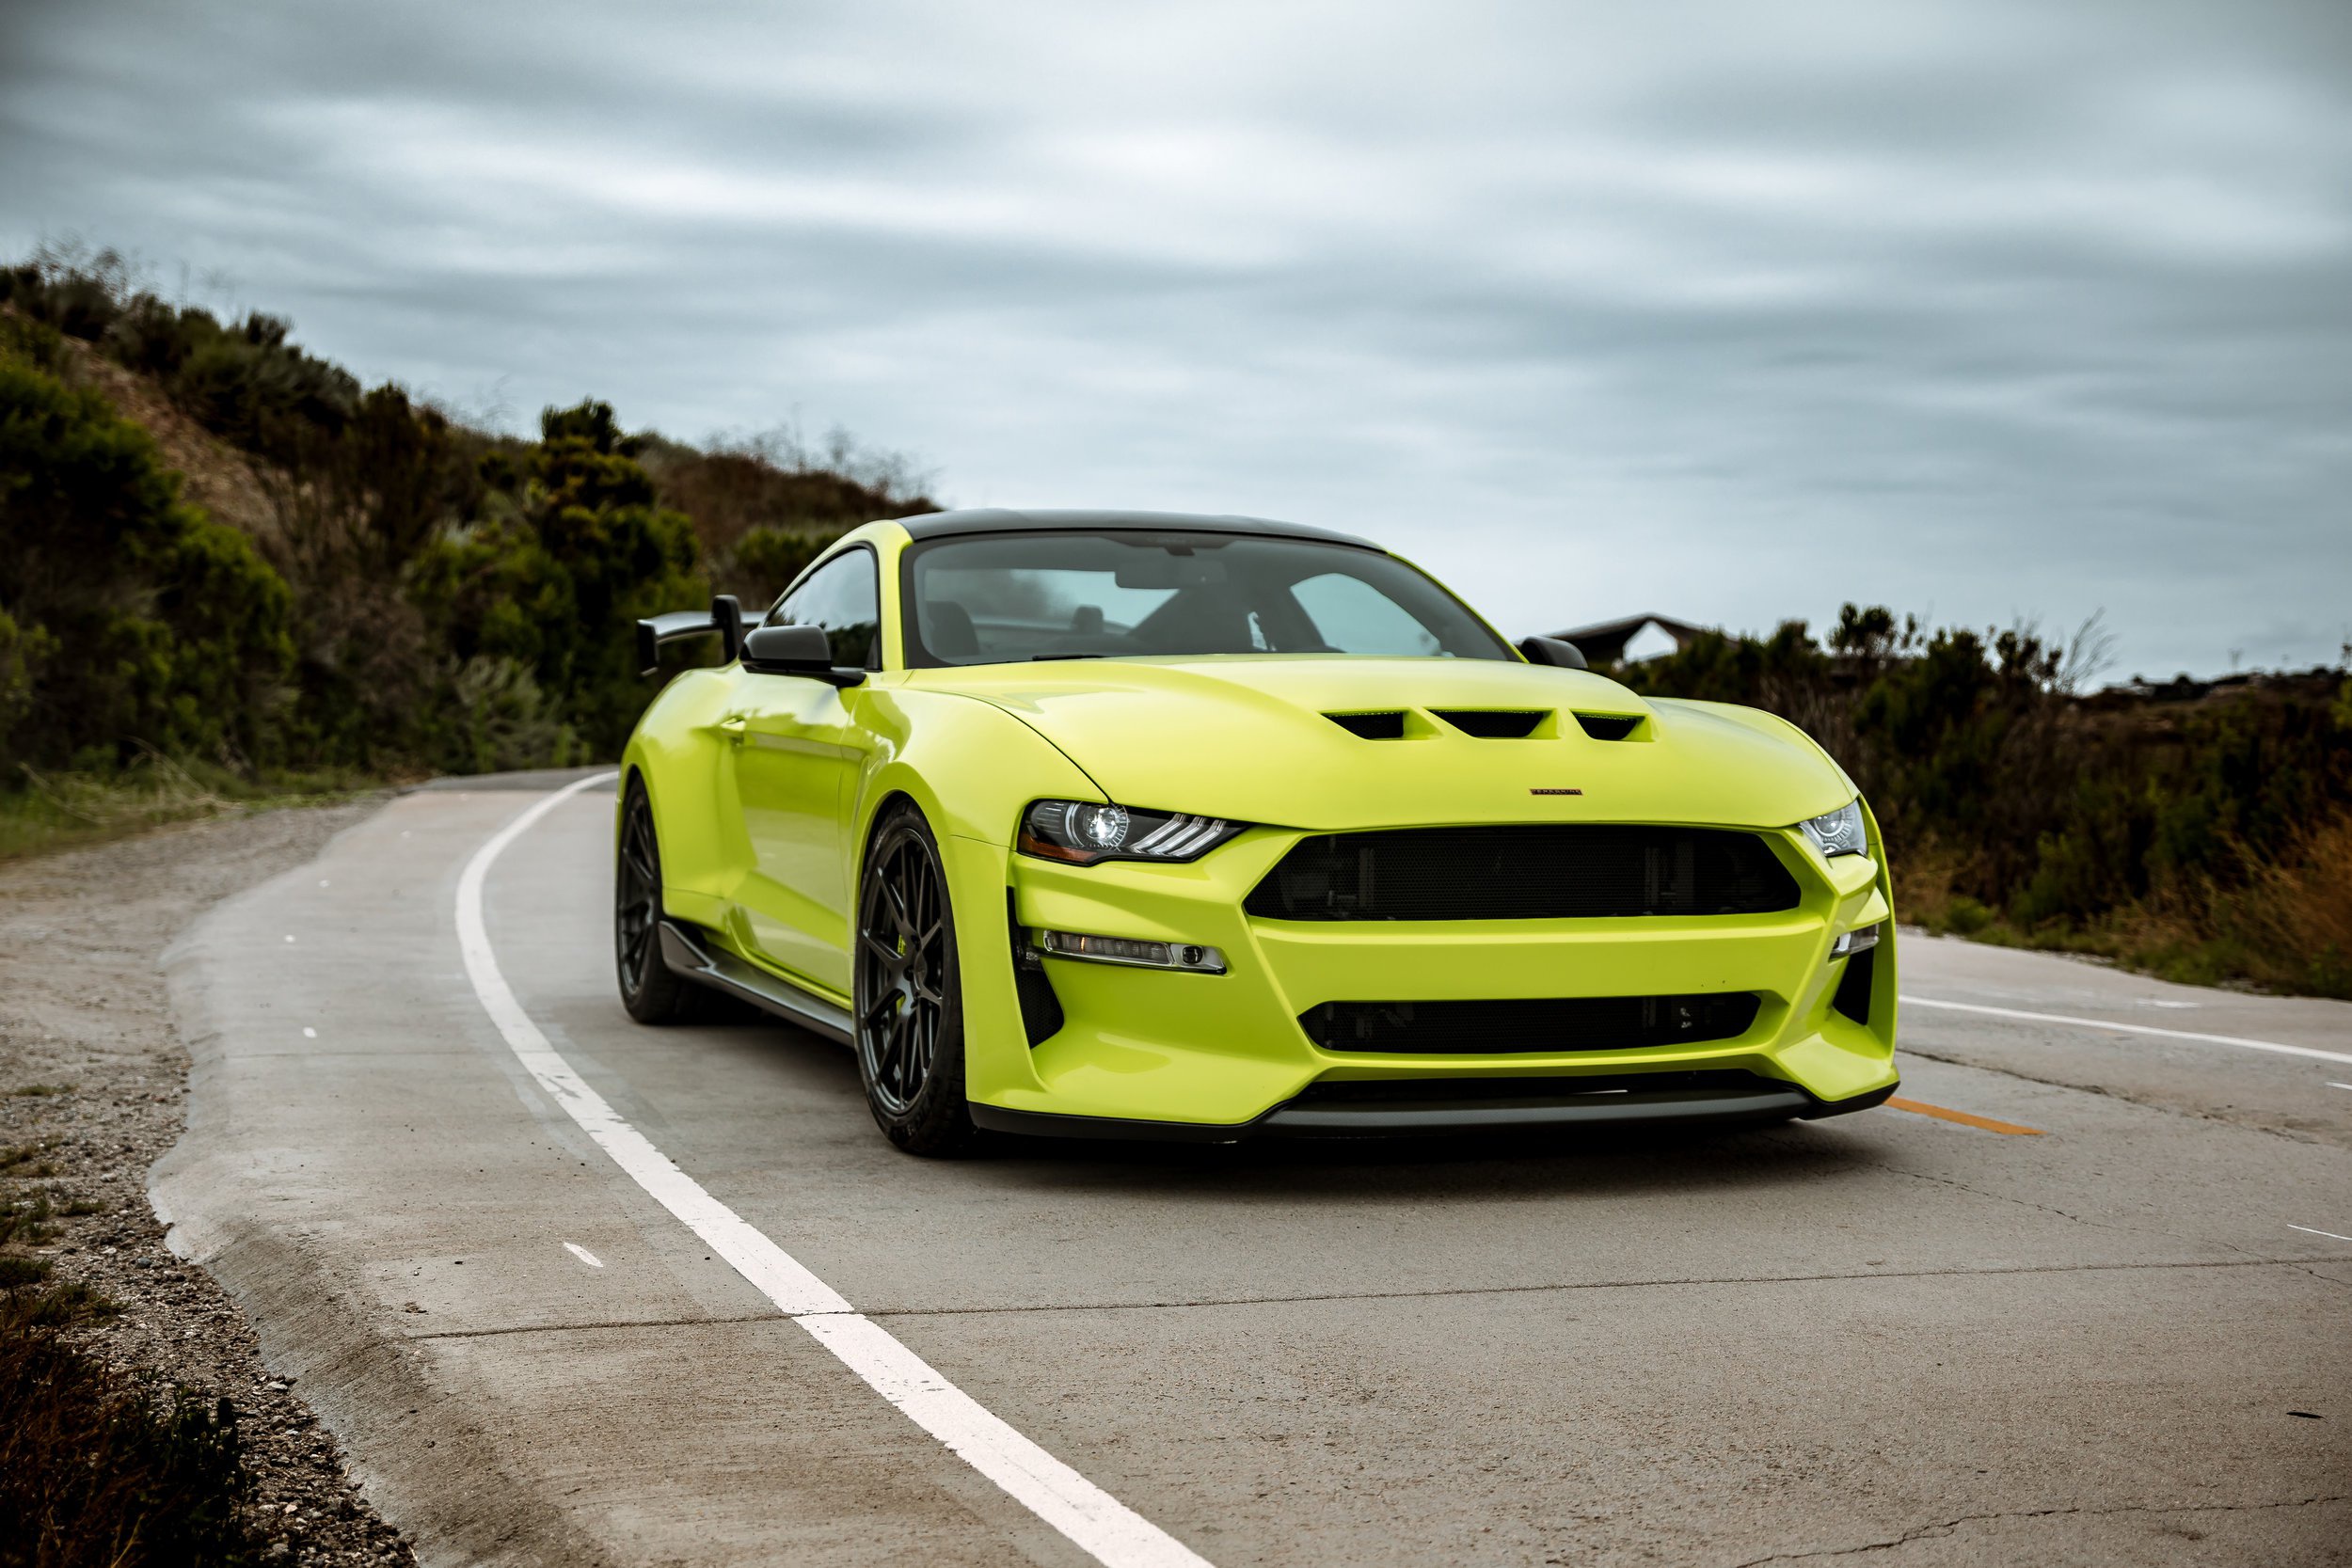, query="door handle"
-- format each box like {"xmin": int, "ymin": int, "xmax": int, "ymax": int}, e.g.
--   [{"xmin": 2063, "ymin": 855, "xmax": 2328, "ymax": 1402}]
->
[{"xmin": 717, "ymin": 715, "xmax": 748, "ymax": 744}]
